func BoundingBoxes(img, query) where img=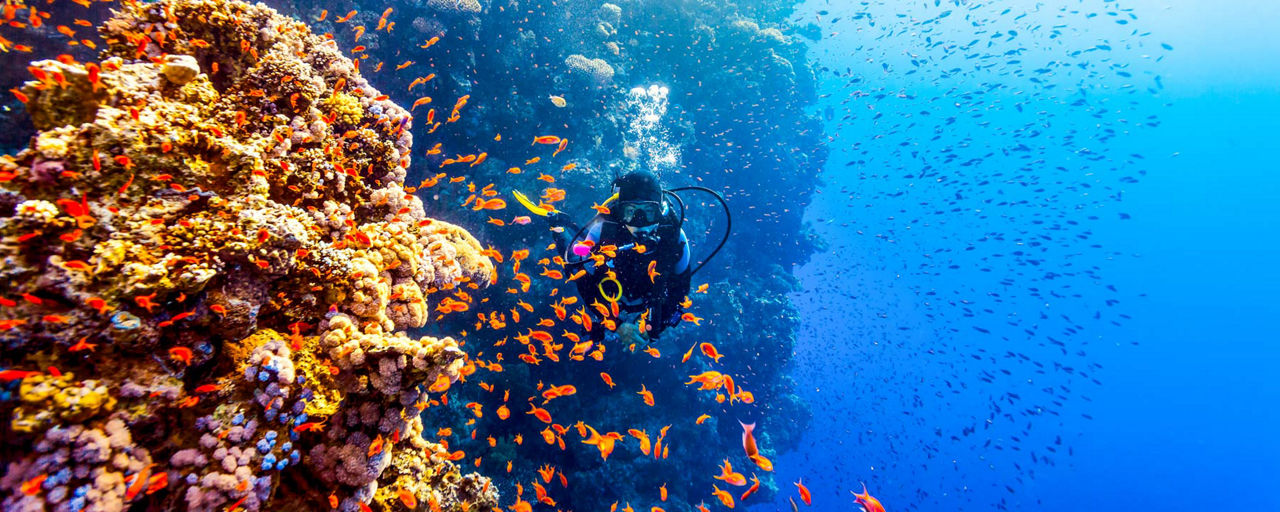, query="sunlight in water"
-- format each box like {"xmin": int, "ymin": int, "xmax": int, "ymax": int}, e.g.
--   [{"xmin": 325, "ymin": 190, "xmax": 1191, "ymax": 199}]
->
[{"xmin": 624, "ymin": 84, "xmax": 679, "ymax": 175}]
